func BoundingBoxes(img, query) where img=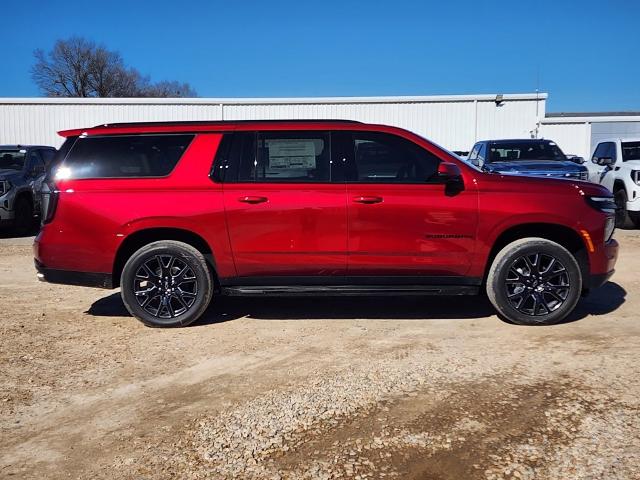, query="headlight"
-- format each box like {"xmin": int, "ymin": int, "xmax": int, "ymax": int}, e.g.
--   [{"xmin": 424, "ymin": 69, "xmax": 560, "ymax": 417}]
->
[
  {"xmin": 580, "ymin": 171, "xmax": 589, "ymax": 181},
  {"xmin": 0, "ymin": 180, "xmax": 12, "ymax": 196},
  {"xmin": 586, "ymin": 195, "xmax": 616, "ymax": 214},
  {"xmin": 631, "ymin": 170, "xmax": 640, "ymax": 186},
  {"xmin": 604, "ymin": 216, "xmax": 615, "ymax": 242}
]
